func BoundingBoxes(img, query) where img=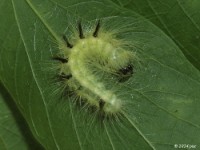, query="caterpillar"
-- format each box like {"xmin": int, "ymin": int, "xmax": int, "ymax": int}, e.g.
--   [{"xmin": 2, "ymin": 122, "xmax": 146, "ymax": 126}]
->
[{"xmin": 53, "ymin": 20, "xmax": 135, "ymax": 118}]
